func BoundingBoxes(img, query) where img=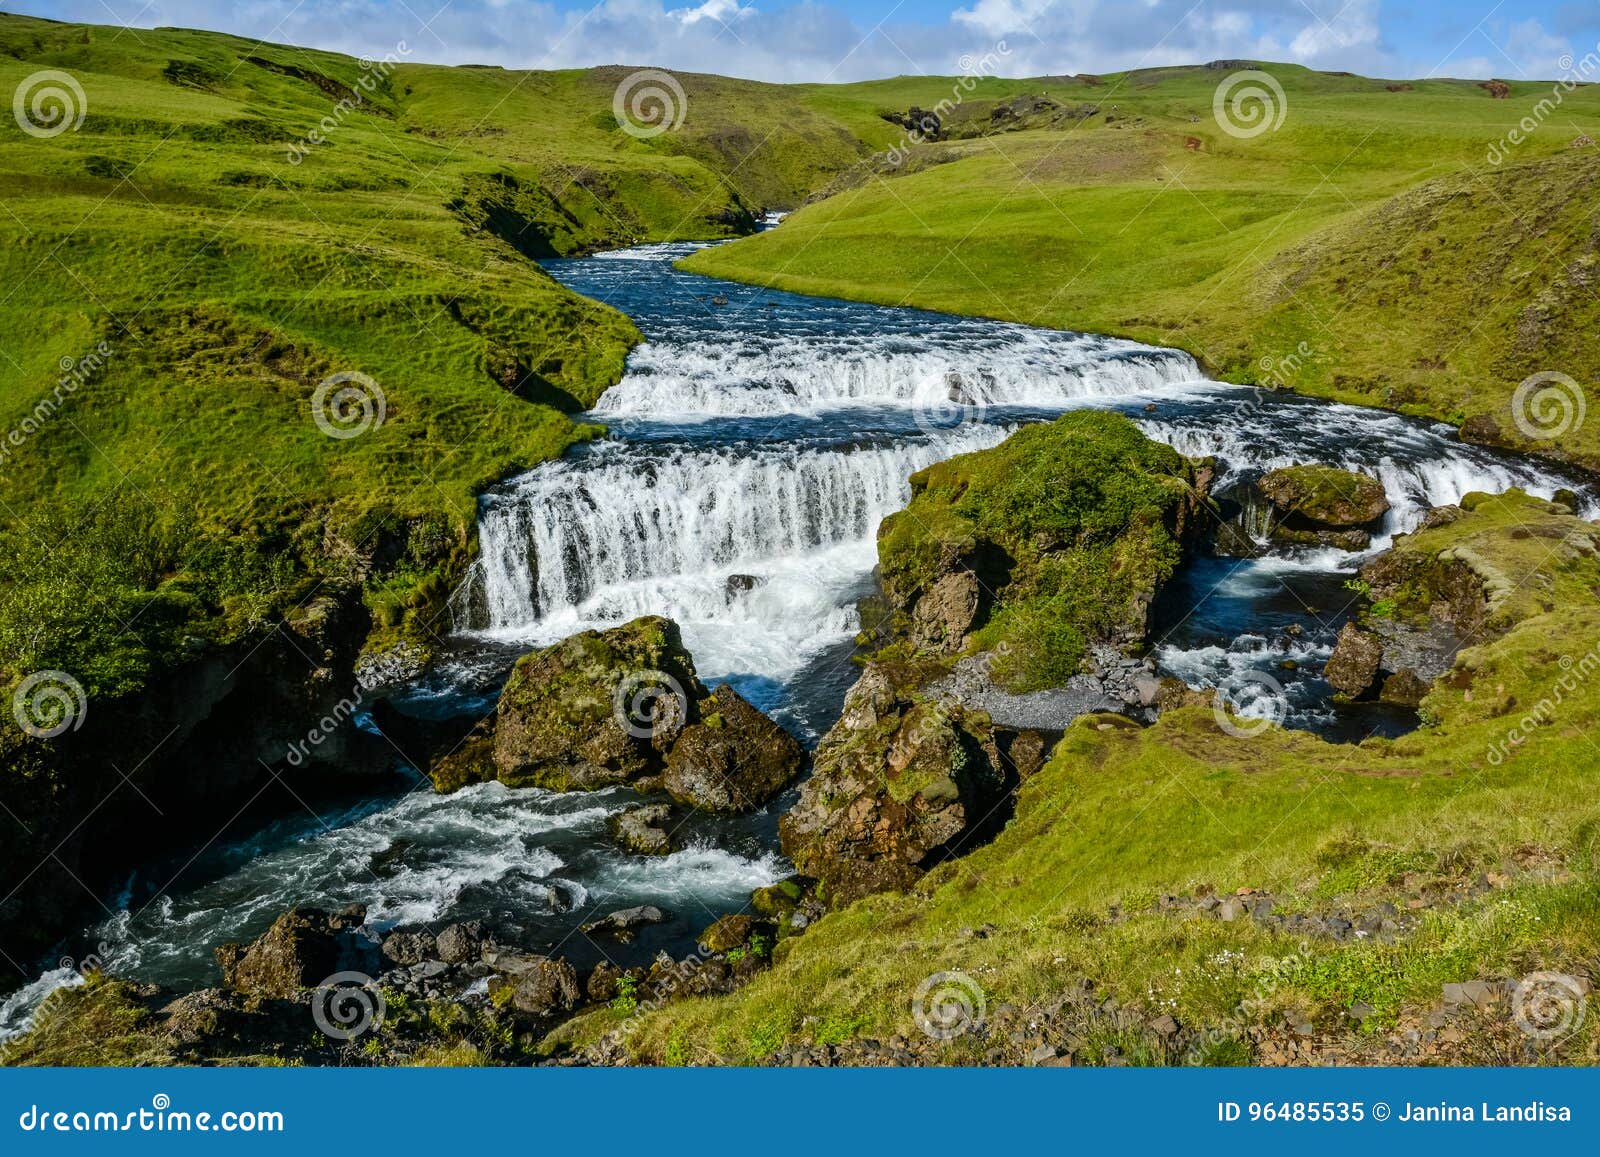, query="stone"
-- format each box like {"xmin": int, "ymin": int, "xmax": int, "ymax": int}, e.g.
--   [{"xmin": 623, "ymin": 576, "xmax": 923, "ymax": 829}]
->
[
  {"xmin": 1379, "ymin": 668, "xmax": 1430, "ymax": 707},
  {"xmin": 381, "ymin": 929, "xmax": 436, "ymax": 967},
  {"xmin": 607, "ymin": 803, "xmax": 678, "ymax": 856},
  {"xmin": 909, "ymin": 570, "xmax": 982, "ymax": 652},
  {"xmin": 662, "ymin": 684, "xmax": 805, "ymax": 813},
  {"xmin": 1132, "ymin": 676, "xmax": 1162, "ymax": 708},
  {"xmin": 1150, "ymin": 1014, "xmax": 1179, "ymax": 1036},
  {"xmin": 1216, "ymin": 897, "xmax": 1246, "ymax": 921},
  {"xmin": 1259, "ymin": 465, "xmax": 1389, "ymax": 528},
  {"xmin": 501, "ymin": 957, "xmax": 581, "ymax": 1023},
  {"xmin": 696, "ymin": 914, "xmax": 761, "ymax": 954},
  {"xmin": 434, "ymin": 921, "xmax": 483, "ymax": 965},
  {"xmin": 581, "ymin": 905, "xmax": 671, "ymax": 942},
  {"xmin": 493, "ymin": 616, "xmax": 707, "ymax": 791},
  {"xmin": 780, "ymin": 664, "xmax": 1008, "ymax": 907},
  {"xmin": 214, "ymin": 907, "xmax": 369, "ymax": 999},
  {"xmin": 1325, "ymin": 622, "xmax": 1384, "ymax": 698}
]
